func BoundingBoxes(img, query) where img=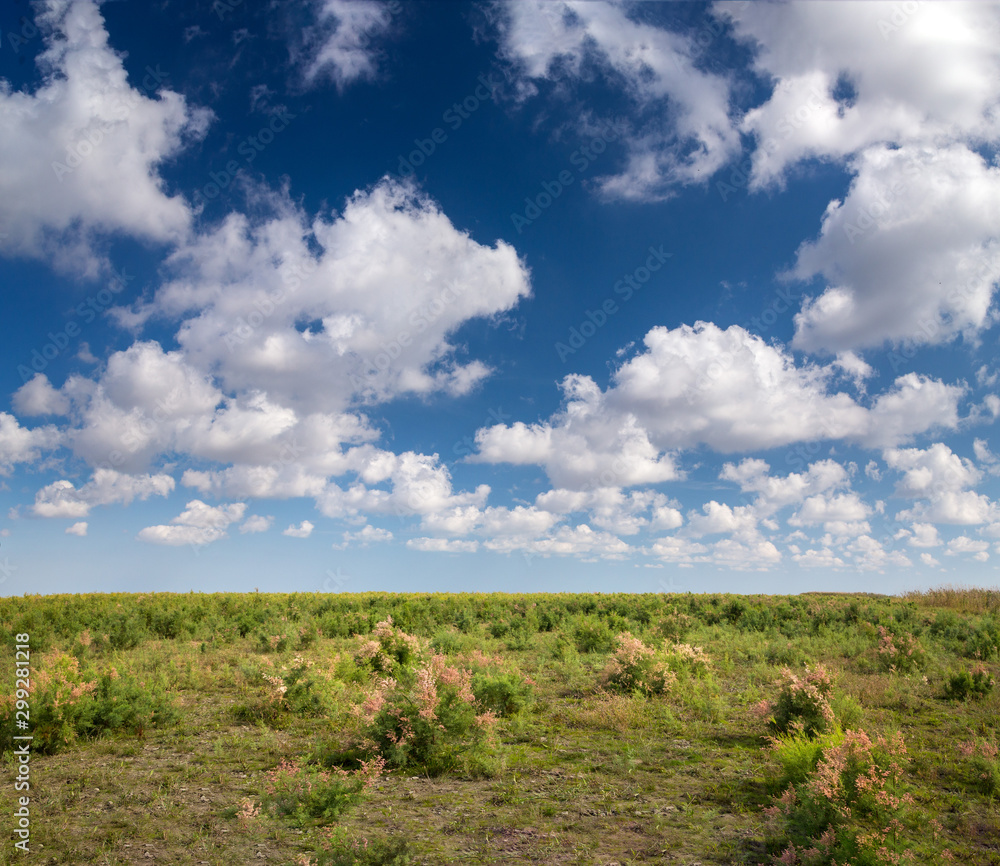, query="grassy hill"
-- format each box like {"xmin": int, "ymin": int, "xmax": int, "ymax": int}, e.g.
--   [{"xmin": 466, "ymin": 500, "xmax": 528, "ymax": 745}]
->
[{"xmin": 1, "ymin": 587, "xmax": 998, "ymax": 865}]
